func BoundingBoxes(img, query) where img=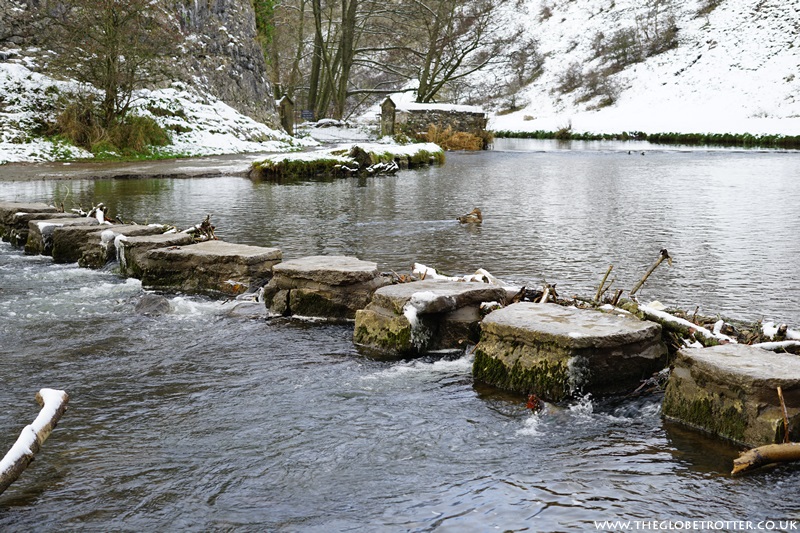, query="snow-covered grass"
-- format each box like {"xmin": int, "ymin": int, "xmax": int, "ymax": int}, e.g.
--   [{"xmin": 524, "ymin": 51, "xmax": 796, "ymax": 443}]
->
[
  {"xmin": 250, "ymin": 142, "xmax": 444, "ymax": 179},
  {"xmin": 0, "ymin": 54, "xmax": 317, "ymax": 165},
  {"xmin": 489, "ymin": 0, "xmax": 800, "ymax": 136}
]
